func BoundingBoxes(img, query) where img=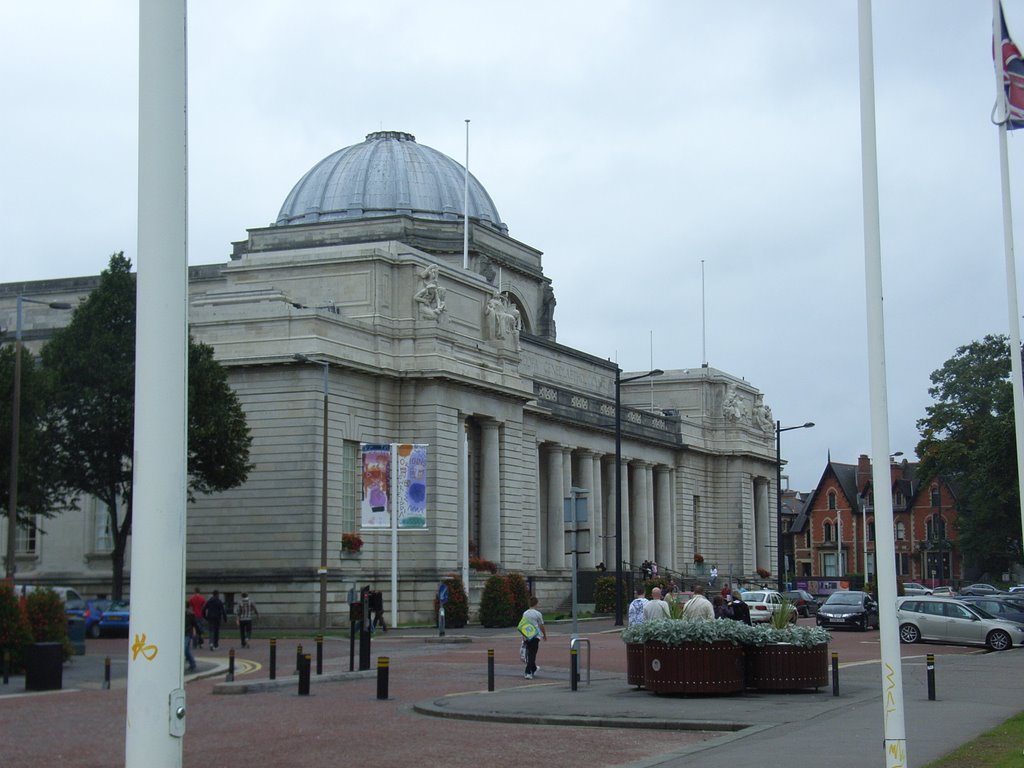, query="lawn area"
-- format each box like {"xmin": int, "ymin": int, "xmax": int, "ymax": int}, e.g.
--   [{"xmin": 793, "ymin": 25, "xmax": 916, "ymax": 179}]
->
[{"xmin": 923, "ymin": 712, "xmax": 1024, "ymax": 768}]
